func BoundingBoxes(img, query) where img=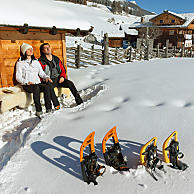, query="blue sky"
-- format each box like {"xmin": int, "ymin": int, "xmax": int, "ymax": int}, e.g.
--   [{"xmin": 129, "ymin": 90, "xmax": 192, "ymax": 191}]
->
[{"xmin": 136, "ymin": 0, "xmax": 194, "ymax": 14}]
